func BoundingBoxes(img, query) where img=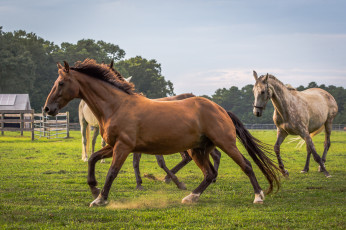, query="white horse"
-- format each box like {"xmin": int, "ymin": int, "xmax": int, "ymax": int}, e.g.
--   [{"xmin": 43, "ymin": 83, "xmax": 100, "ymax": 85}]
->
[
  {"xmin": 252, "ymin": 71, "xmax": 338, "ymax": 177},
  {"xmin": 79, "ymin": 76, "xmax": 132, "ymax": 162}
]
